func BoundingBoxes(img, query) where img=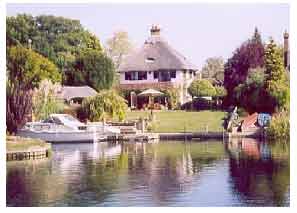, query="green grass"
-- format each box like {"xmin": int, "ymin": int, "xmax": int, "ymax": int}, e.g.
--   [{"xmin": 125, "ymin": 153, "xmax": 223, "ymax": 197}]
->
[
  {"xmin": 125, "ymin": 110, "xmax": 226, "ymax": 133},
  {"xmin": 6, "ymin": 136, "xmax": 50, "ymax": 152}
]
